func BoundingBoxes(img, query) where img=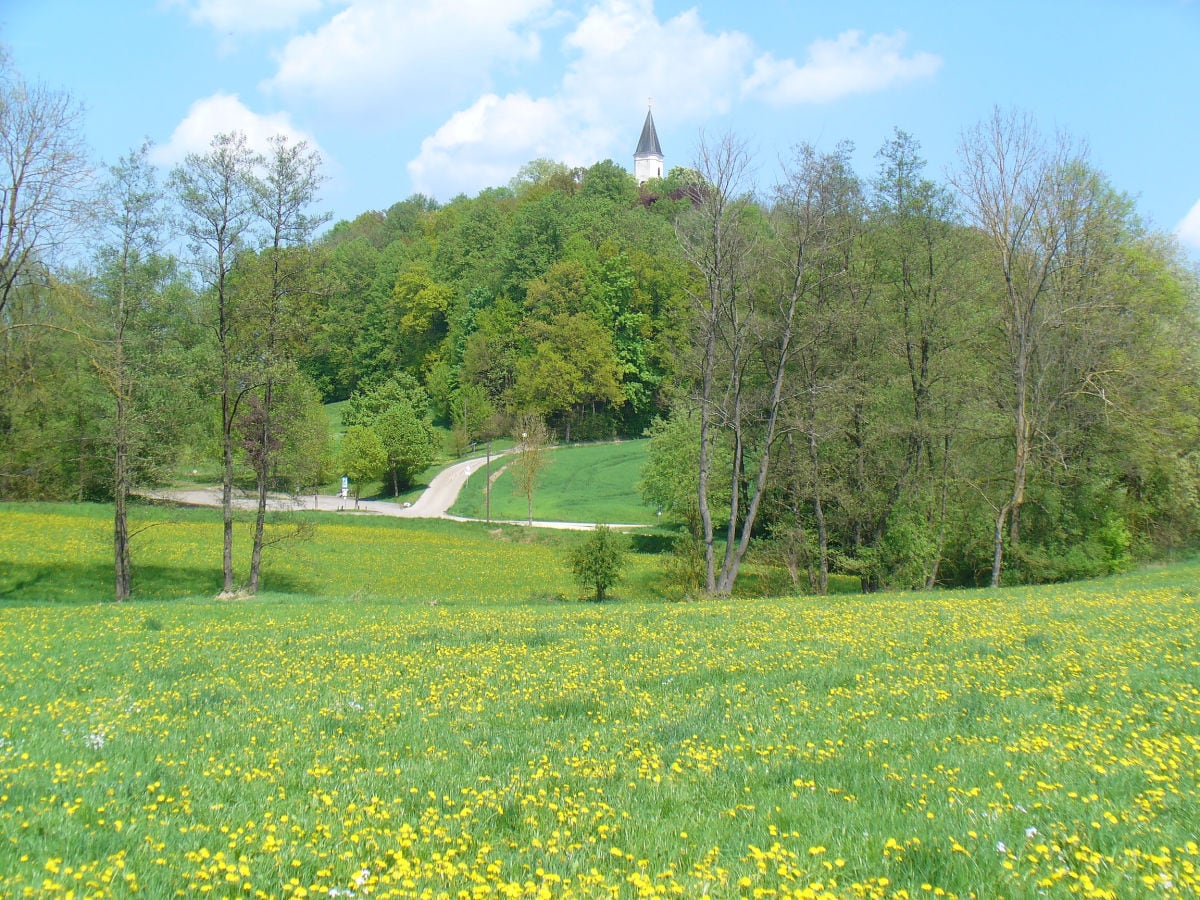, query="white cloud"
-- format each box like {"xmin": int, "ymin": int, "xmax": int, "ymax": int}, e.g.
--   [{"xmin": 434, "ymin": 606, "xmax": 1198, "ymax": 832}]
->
[
  {"xmin": 407, "ymin": 93, "xmax": 609, "ymax": 198},
  {"xmin": 406, "ymin": 1, "xmax": 941, "ymax": 199},
  {"xmin": 165, "ymin": 0, "xmax": 334, "ymax": 35},
  {"xmin": 407, "ymin": 0, "xmax": 755, "ymax": 197},
  {"xmin": 262, "ymin": 0, "xmax": 553, "ymax": 114},
  {"xmin": 1175, "ymin": 198, "xmax": 1200, "ymax": 251},
  {"xmin": 150, "ymin": 93, "xmax": 323, "ymax": 166},
  {"xmin": 562, "ymin": 0, "xmax": 754, "ymax": 121},
  {"xmin": 743, "ymin": 30, "xmax": 941, "ymax": 105}
]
